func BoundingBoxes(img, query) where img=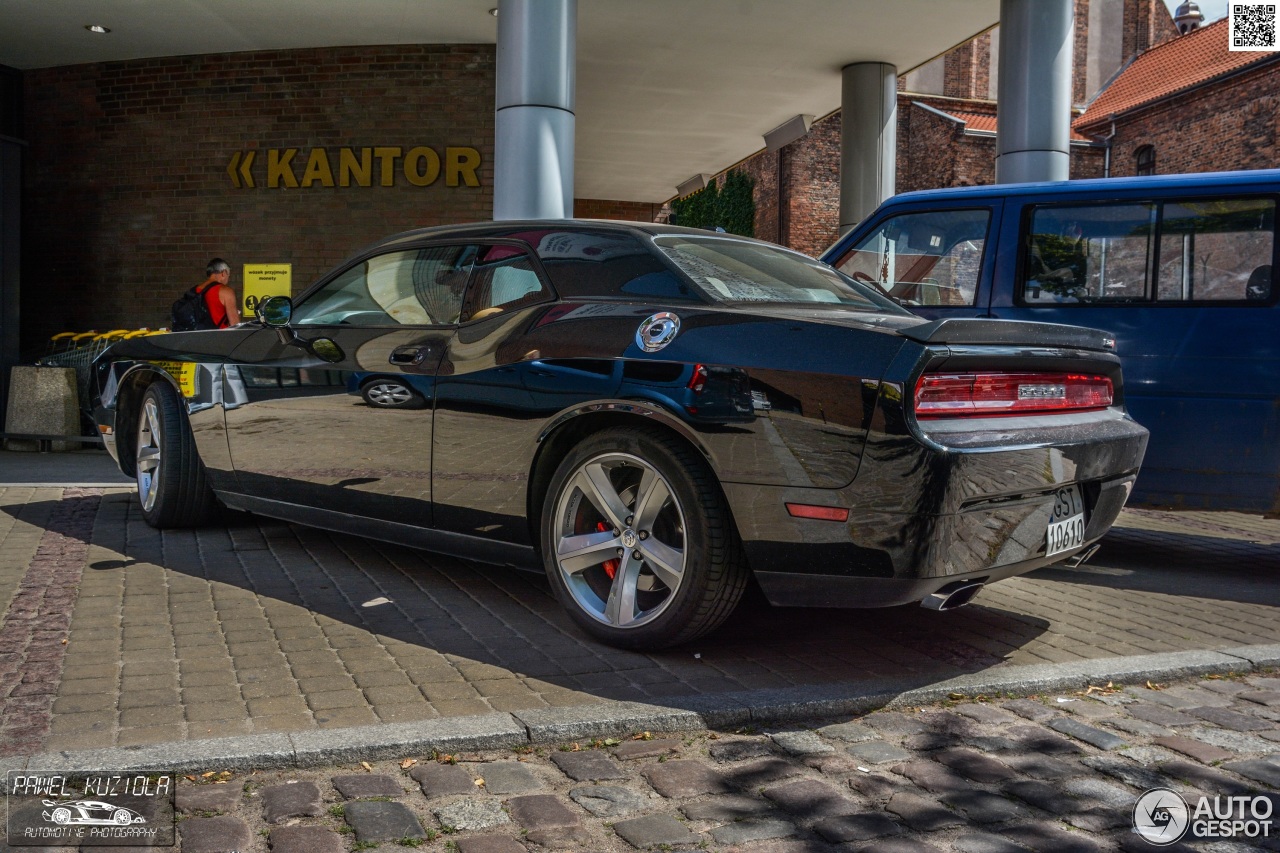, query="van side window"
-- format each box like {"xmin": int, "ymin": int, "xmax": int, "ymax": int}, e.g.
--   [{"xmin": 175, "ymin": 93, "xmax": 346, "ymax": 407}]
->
[
  {"xmin": 1157, "ymin": 198, "xmax": 1274, "ymax": 302},
  {"xmin": 1023, "ymin": 205, "xmax": 1154, "ymax": 303},
  {"xmin": 832, "ymin": 209, "xmax": 989, "ymax": 306},
  {"xmin": 1021, "ymin": 198, "xmax": 1275, "ymax": 305}
]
